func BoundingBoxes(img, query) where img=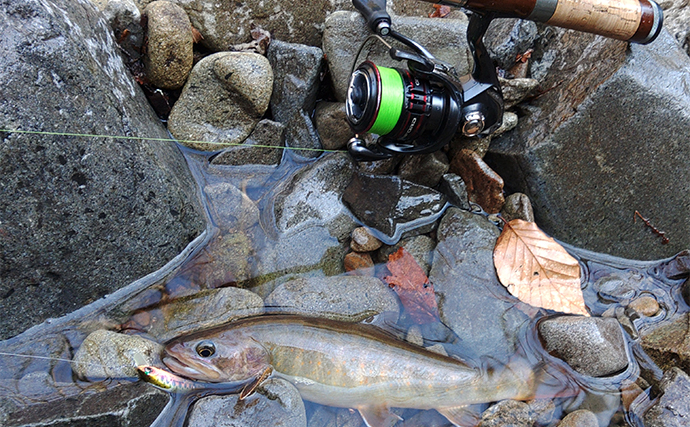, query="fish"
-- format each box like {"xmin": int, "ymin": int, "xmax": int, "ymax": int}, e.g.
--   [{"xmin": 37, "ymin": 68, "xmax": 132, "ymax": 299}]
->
[{"xmin": 163, "ymin": 315, "xmax": 537, "ymax": 427}]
